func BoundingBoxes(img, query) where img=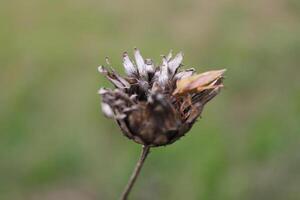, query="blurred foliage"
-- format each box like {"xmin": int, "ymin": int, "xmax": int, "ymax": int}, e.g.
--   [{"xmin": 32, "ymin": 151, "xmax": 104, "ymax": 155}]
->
[{"xmin": 0, "ymin": 0, "xmax": 300, "ymax": 199}]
